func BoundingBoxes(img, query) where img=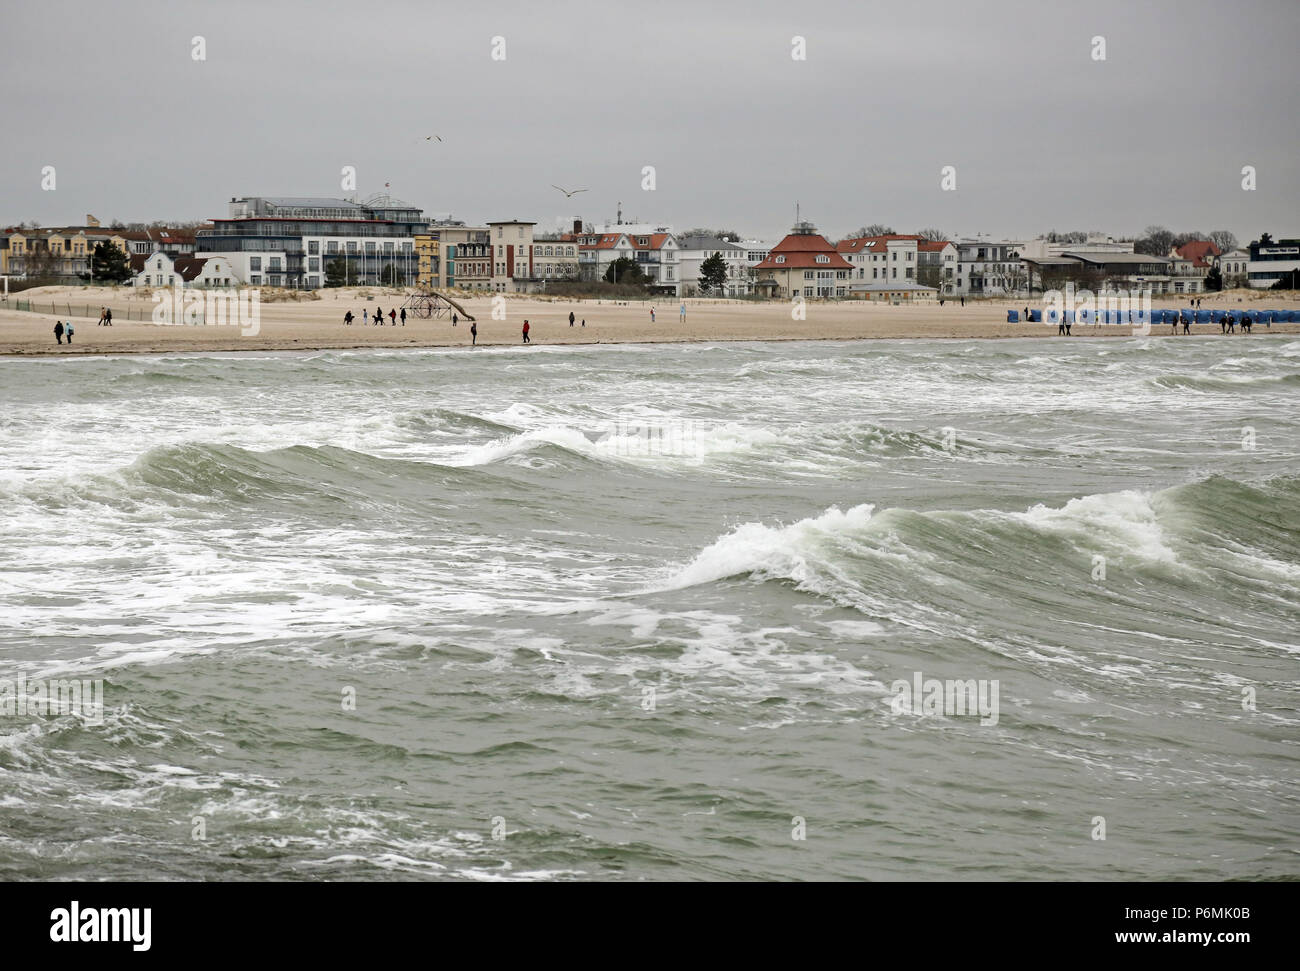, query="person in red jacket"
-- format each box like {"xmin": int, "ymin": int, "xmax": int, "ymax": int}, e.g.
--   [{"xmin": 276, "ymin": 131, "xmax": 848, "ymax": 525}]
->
[
  {"xmin": 389, "ymin": 308, "xmax": 396, "ymax": 324},
  {"xmin": 522, "ymin": 319, "xmax": 531, "ymax": 344}
]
